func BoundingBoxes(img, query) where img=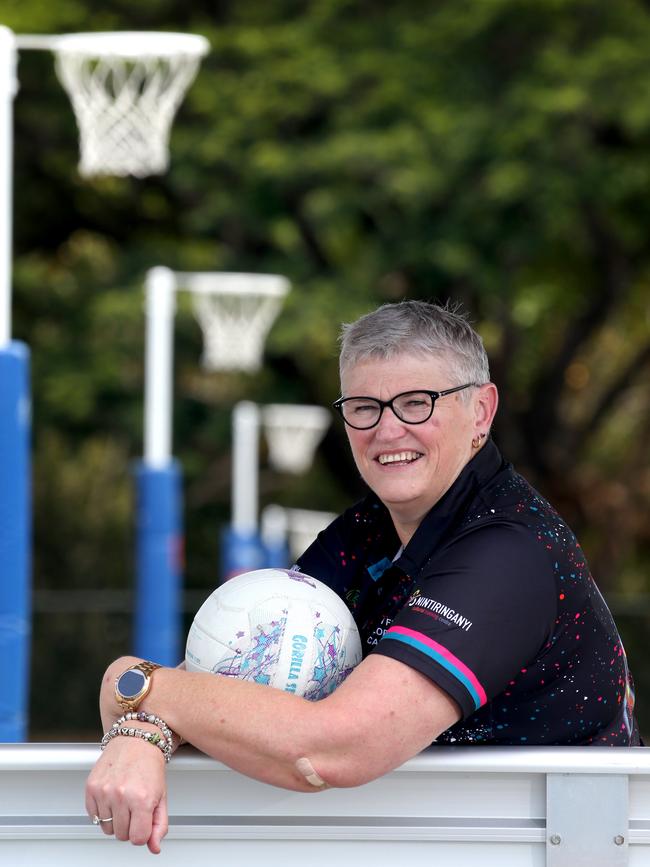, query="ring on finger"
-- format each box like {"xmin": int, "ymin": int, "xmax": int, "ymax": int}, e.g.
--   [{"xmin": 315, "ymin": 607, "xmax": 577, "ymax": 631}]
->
[{"xmin": 92, "ymin": 814, "xmax": 114, "ymax": 825}]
